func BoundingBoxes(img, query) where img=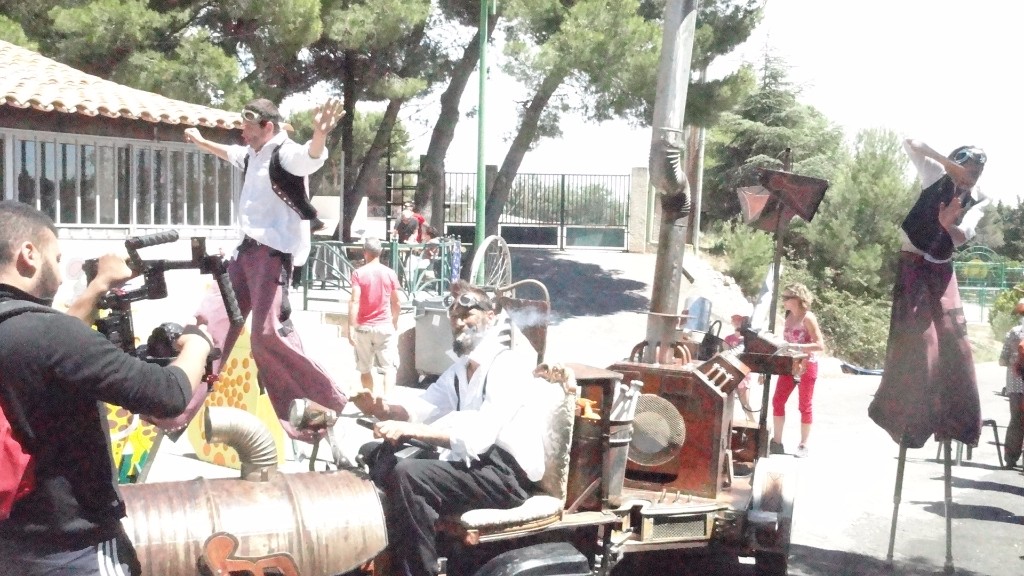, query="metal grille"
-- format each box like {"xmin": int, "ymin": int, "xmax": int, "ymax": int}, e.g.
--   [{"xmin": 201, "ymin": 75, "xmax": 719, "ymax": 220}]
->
[
  {"xmin": 647, "ymin": 514, "xmax": 708, "ymax": 541},
  {"xmin": 628, "ymin": 394, "xmax": 686, "ymax": 466}
]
